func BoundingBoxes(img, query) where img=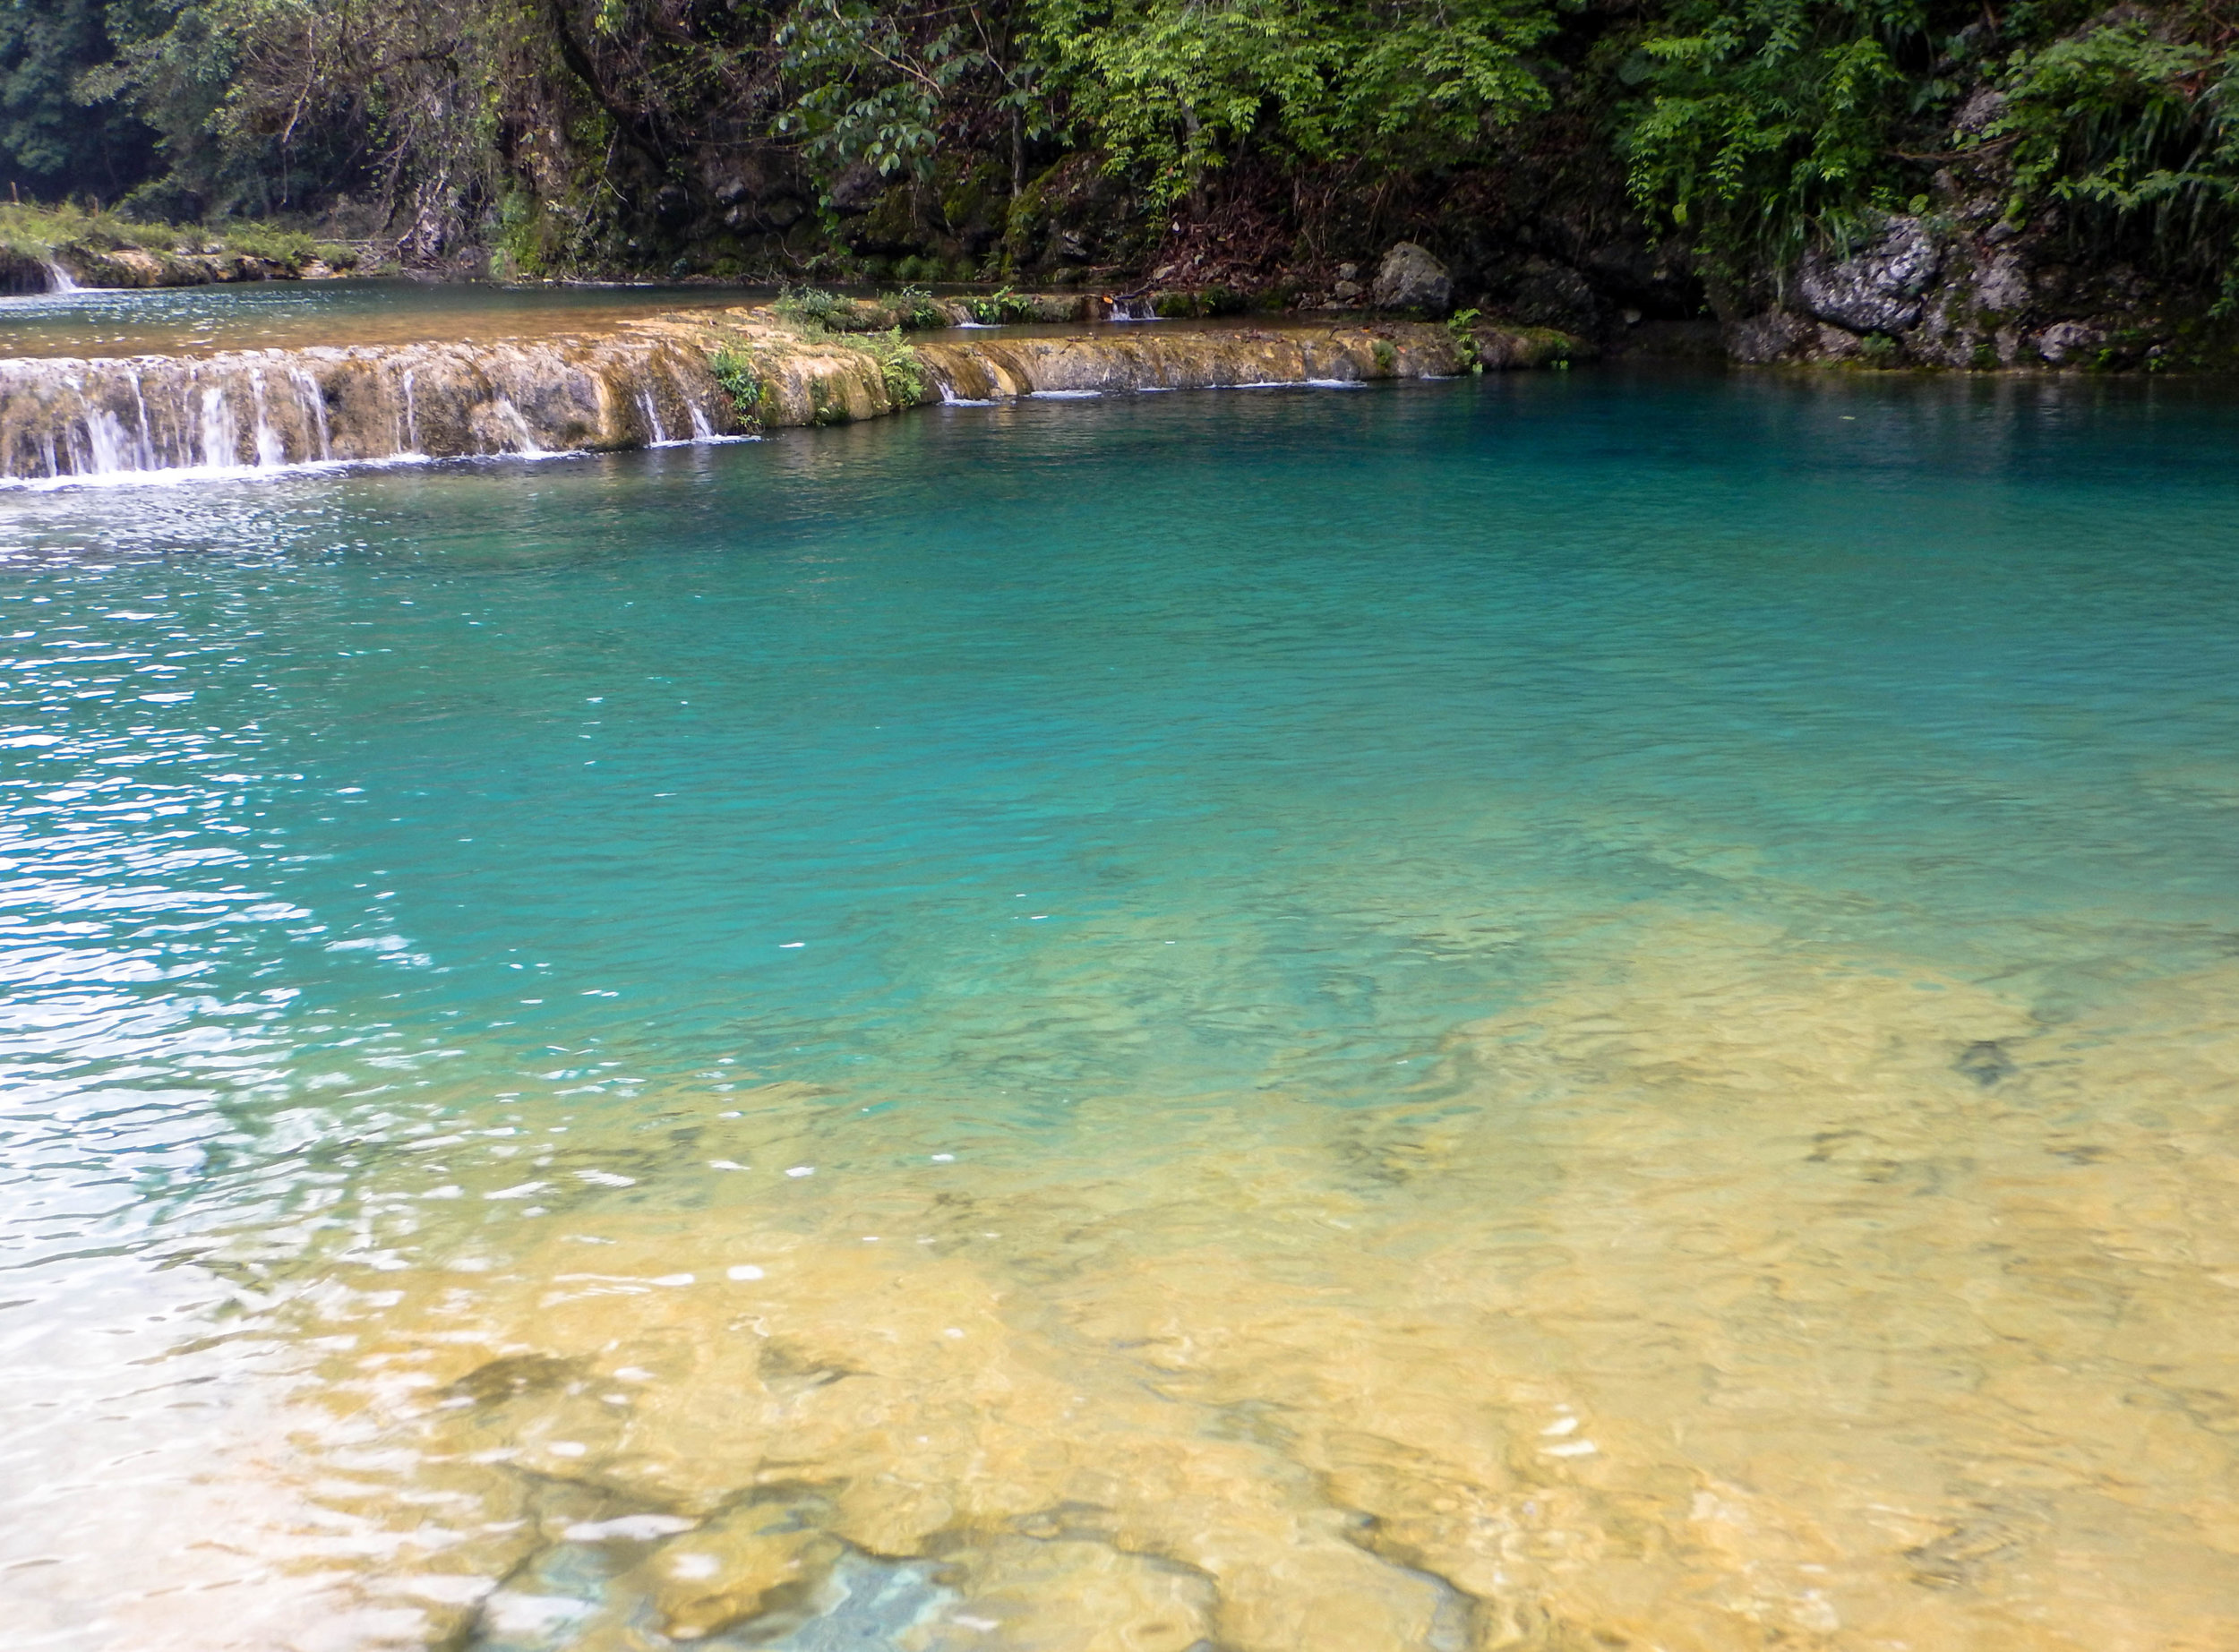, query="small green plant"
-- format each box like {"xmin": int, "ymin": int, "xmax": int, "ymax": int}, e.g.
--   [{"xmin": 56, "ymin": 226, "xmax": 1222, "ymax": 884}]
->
[
  {"xmin": 710, "ymin": 344, "xmax": 764, "ymax": 420},
  {"xmin": 861, "ymin": 327, "xmax": 927, "ymax": 404},
  {"xmin": 1858, "ymin": 331, "xmax": 1898, "ymax": 365},
  {"xmin": 965, "ymin": 284, "xmax": 1039, "ymax": 323},
  {"xmin": 775, "ymin": 284, "xmax": 854, "ymax": 331},
  {"xmin": 1371, "ymin": 338, "xmax": 1398, "ymax": 372},
  {"xmin": 966, "ymin": 285, "xmax": 1012, "ymax": 322},
  {"xmin": 882, "ymin": 284, "xmax": 942, "ymax": 328},
  {"xmin": 1445, "ymin": 306, "xmax": 1484, "ymax": 372}
]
